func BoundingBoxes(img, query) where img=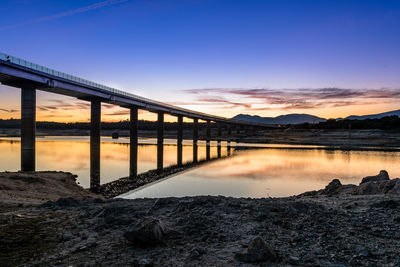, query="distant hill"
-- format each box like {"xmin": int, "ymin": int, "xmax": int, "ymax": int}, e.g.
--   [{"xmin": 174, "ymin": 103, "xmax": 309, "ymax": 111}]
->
[
  {"xmin": 232, "ymin": 113, "xmax": 326, "ymax": 125},
  {"xmin": 345, "ymin": 109, "xmax": 400, "ymax": 120},
  {"xmin": 233, "ymin": 109, "xmax": 400, "ymax": 125}
]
